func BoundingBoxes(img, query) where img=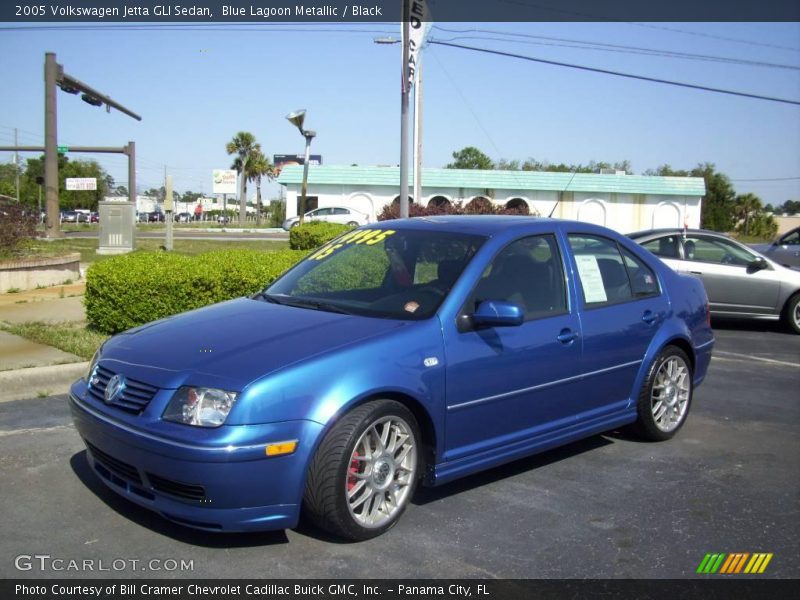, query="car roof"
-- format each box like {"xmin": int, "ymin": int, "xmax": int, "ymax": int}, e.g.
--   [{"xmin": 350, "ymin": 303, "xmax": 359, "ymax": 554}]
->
[{"xmin": 627, "ymin": 228, "xmax": 732, "ymax": 240}]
